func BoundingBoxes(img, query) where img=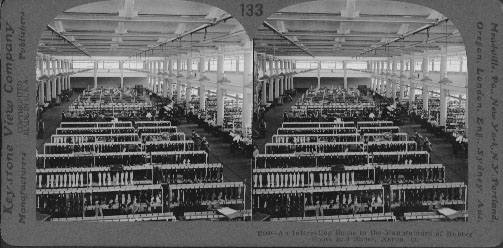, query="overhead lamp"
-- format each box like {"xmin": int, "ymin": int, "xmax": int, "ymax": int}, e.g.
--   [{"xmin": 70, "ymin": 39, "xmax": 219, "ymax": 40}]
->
[
  {"xmin": 399, "ymin": 74, "xmax": 408, "ymax": 79},
  {"xmin": 176, "ymin": 73, "xmax": 185, "ymax": 79},
  {"xmin": 199, "ymin": 75, "xmax": 211, "ymax": 82},
  {"xmin": 217, "ymin": 76, "xmax": 231, "ymax": 84},
  {"xmin": 438, "ymin": 21, "xmax": 453, "ymax": 86},
  {"xmin": 259, "ymin": 75, "xmax": 270, "ymax": 80},
  {"xmin": 39, "ymin": 75, "xmax": 50, "ymax": 81},
  {"xmin": 420, "ymin": 76, "xmax": 432, "ymax": 82},
  {"xmin": 439, "ymin": 77, "xmax": 453, "ymax": 84}
]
